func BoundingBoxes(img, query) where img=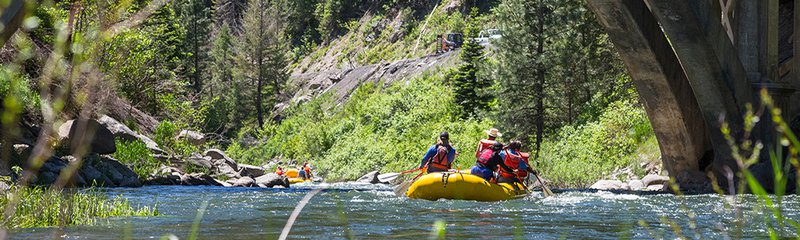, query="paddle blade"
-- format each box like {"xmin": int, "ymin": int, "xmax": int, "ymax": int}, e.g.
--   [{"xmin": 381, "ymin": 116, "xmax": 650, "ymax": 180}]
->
[
  {"xmin": 393, "ymin": 179, "xmax": 413, "ymax": 197},
  {"xmin": 533, "ymin": 174, "xmax": 554, "ymax": 197},
  {"xmin": 378, "ymin": 173, "xmax": 401, "ymax": 183}
]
